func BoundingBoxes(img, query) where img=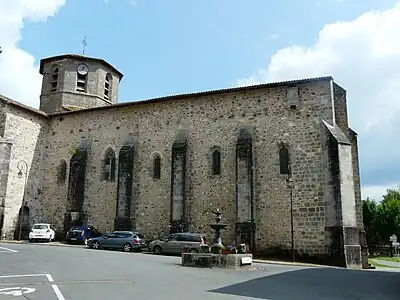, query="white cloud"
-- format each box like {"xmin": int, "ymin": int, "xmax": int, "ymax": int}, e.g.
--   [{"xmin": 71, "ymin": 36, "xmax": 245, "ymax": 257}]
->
[
  {"xmin": 0, "ymin": 0, "xmax": 66, "ymax": 108},
  {"xmin": 361, "ymin": 183, "xmax": 399, "ymax": 202},
  {"xmin": 237, "ymin": 2, "xmax": 400, "ymax": 192}
]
